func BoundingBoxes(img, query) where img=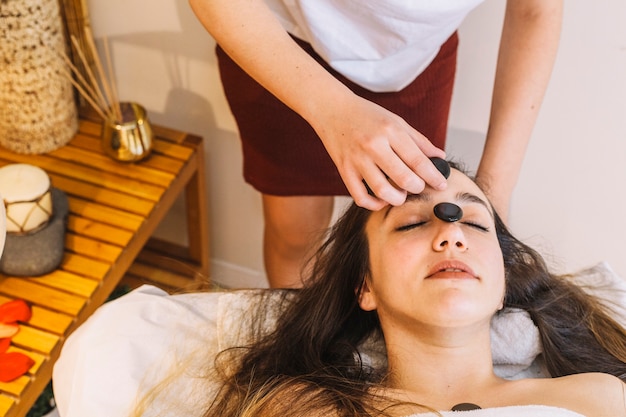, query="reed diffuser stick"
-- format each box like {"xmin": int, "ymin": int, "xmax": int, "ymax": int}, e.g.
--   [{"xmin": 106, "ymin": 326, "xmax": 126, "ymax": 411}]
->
[
  {"xmin": 62, "ymin": 69, "xmax": 109, "ymax": 121},
  {"xmin": 70, "ymin": 35, "xmax": 111, "ymax": 117},
  {"xmin": 61, "ymin": 26, "xmax": 123, "ymax": 124},
  {"xmin": 102, "ymin": 36, "xmax": 122, "ymax": 122},
  {"xmin": 83, "ymin": 26, "xmax": 121, "ymax": 122},
  {"xmin": 60, "ymin": 53, "xmax": 114, "ymax": 120}
]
